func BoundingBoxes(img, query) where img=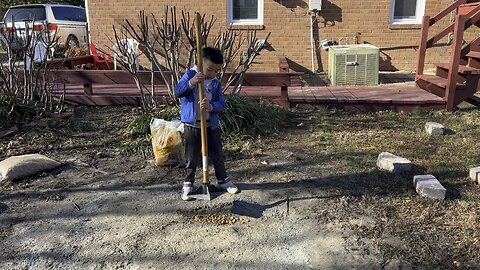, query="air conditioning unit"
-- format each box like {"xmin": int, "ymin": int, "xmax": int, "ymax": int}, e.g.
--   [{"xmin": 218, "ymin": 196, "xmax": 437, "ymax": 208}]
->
[
  {"xmin": 309, "ymin": 0, "xmax": 322, "ymax": 11},
  {"xmin": 328, "ymin": 44, "xmax": 379, "ymax": 86}
]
